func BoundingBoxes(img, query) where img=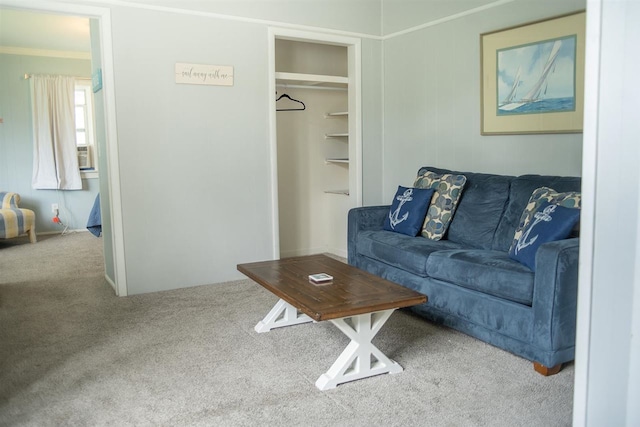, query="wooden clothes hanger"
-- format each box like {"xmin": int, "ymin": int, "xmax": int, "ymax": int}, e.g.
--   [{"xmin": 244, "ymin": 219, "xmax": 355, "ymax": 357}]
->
[{"xmin": 276, "ymin": 93, "xmax": 306, "ymax": 111}]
